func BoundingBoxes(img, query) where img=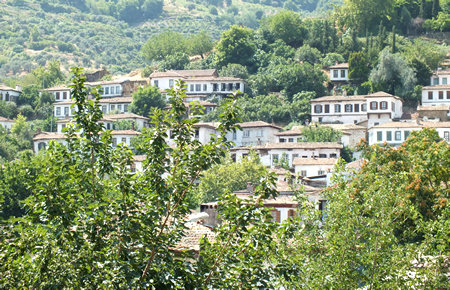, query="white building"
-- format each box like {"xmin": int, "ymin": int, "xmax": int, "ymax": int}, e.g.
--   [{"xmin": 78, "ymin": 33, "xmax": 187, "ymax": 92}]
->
[
  {"xmin": 150, "ymin": 69, "xmax": 245, "ymax": 100},
  {"xmin": 275, "ymin": 127, "xmax": 304, "ymax": 143},
  {"xmin": 0, "ymin": 85, "xmax": 21, "ymax": 103},
  {"xmin": 310, "ymin": 91, "xmax": 403, "ymax": 127},
  {"xmin": 421, "ymin": 85, "xmax": 450, "ymax": 107},
  {"xmin": 0, "ymin": 116, "xmax": 15, "ymax": 131},
  {"xmin": 323, "ymin": 123, "xmax": 367, "ymax": 148},
  {"xmin": 329, "ymin": 63, "xmax": 349, "ymax": 83},
  {"xmin": 293, "ymin": 157, "xmax": 338, "ymax": 178},
  {"xmin": 33, "ymin": 130, "xmax": 140, "ymax": 153},
  {"xmin": 231, "ymin": 142, "xmax": 343, "ymax": 168},
  {"xmin": 430, "ymin": 68, "xmax": 450, "ymax": 86},
  {"xmin": 368, "ymin": 121, "xmax": 450, "ymax": 146},
  {"xmin": 56, "ymin": 113, "xmax": 149, "ymax": 133},
  {"xmin": 44, "ymin": 86, "xmax": 72, "ymax": 102},
  {"xmin": 226, "ymin": 121, "xmax": 281, "ymax": 147}
]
